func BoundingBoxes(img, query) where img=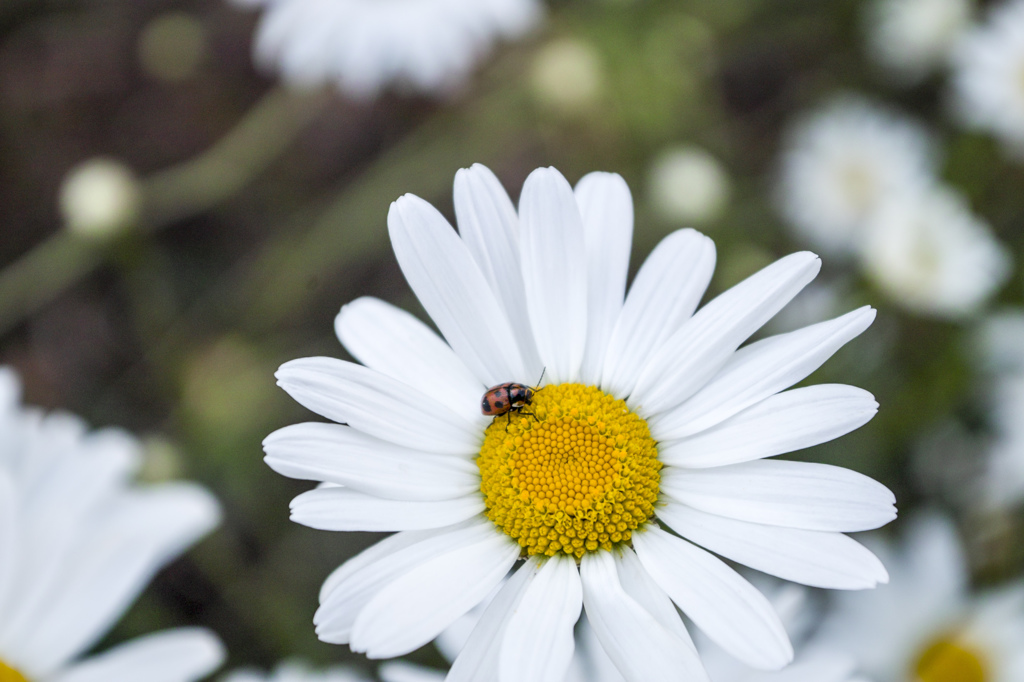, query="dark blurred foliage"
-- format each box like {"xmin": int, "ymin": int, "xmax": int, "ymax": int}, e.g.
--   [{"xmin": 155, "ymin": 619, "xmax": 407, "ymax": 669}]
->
[{"xmin": 1, "ymin": 0, "xmax": 1023, "ymax": 676}]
